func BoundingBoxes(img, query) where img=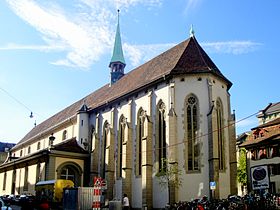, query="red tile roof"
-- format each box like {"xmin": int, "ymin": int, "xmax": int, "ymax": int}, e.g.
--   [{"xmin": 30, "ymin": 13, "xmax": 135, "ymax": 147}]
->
[{"xmin": 13, "ymin": 36, "xmax": 231, "ymax": 149}]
